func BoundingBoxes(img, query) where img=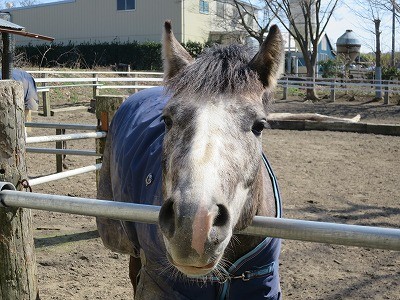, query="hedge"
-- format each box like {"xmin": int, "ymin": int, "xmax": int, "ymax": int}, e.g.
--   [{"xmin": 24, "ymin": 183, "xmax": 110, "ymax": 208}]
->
[{"xmin": 16, "ymin": 40, "xmax": 213, "ymax": 70}]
